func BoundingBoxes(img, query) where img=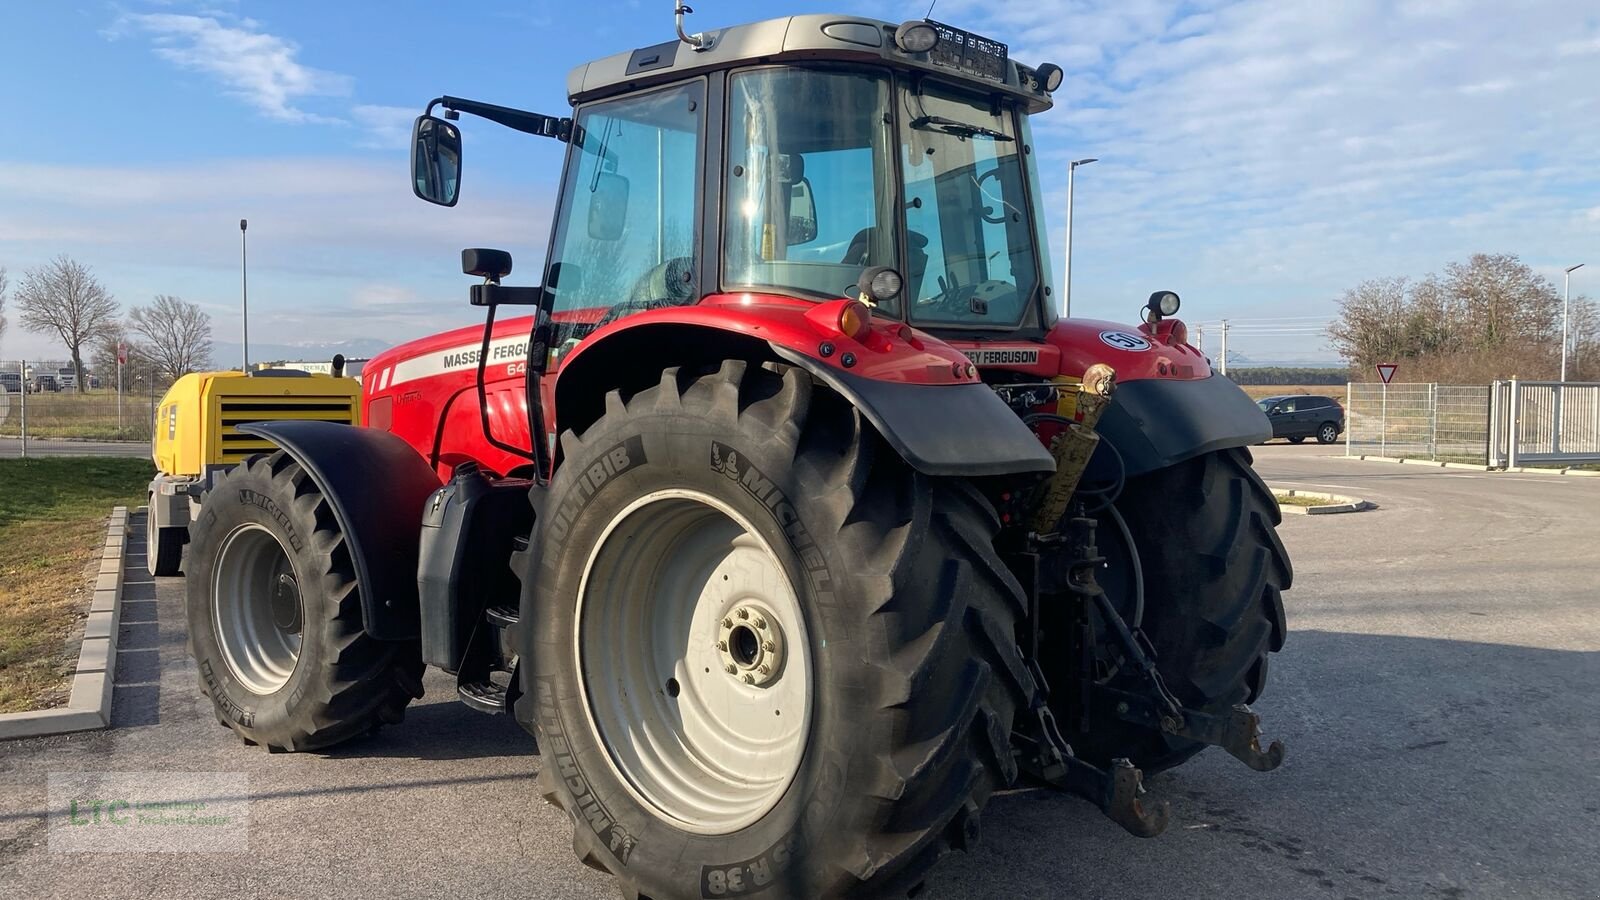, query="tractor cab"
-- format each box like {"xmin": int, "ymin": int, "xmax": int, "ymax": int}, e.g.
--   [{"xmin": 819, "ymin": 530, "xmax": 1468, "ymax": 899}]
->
[{"xmin": 413, "ymin": 13, "xmax": 1063, "ymax": 358}]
